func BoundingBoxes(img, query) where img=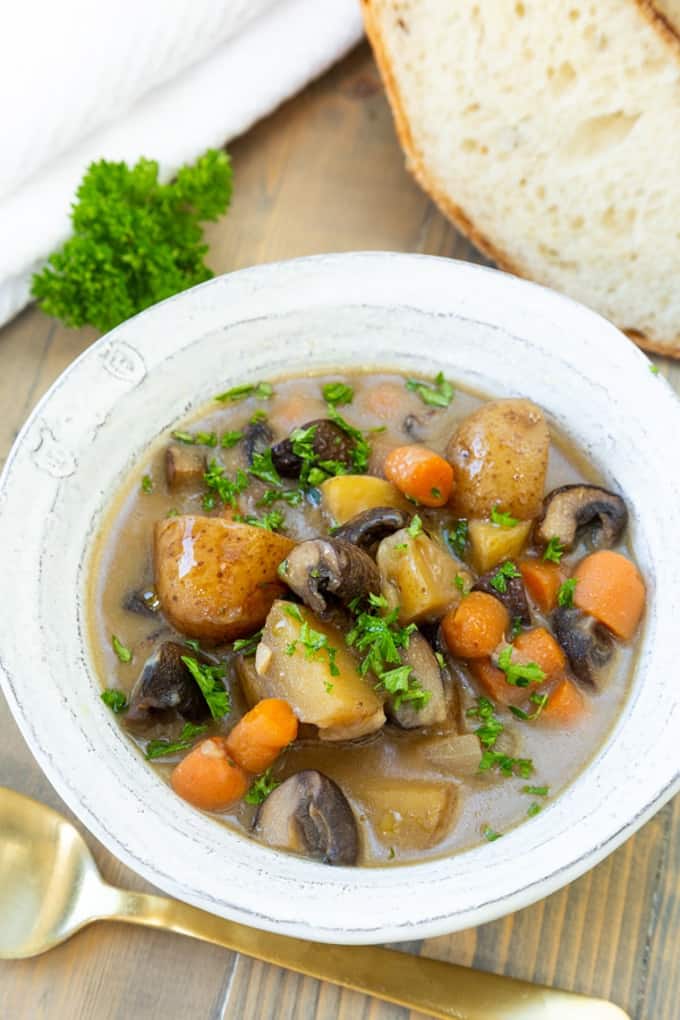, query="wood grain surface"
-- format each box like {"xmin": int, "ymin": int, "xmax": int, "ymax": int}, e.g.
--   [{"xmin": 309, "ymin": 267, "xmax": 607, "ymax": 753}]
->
[{"xmin": 1, "ymin": 43, "xmax": 678, "ymax": 1020}]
